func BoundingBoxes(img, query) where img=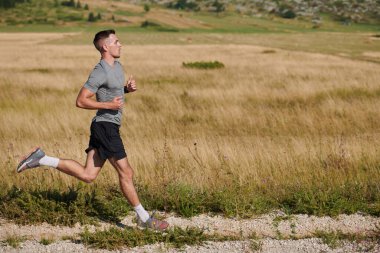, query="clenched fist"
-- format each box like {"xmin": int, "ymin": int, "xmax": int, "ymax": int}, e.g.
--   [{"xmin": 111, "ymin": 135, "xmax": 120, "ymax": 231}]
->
[
  {"xmin": 108, "ymin": 96, "xmax": 124, "ymax": 110},
  {"xmin": 125, "ymin": 75, "xmax": 137, "ymax": 93}
]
